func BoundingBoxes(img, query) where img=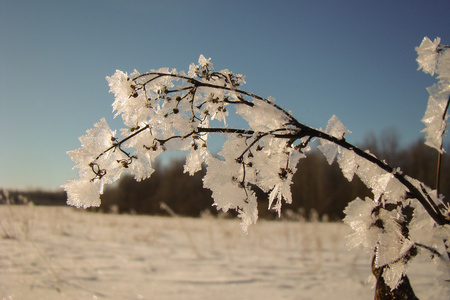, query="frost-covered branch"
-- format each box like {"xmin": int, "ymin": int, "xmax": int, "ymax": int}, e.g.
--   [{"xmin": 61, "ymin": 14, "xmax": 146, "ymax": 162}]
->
[
  {"xmin": 63, "ymin": 41, "xmax": 450, "ymax": 295},
  {"xmin": 416, "ymin": 37, "xmax": 450, "ymax": 153}
]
